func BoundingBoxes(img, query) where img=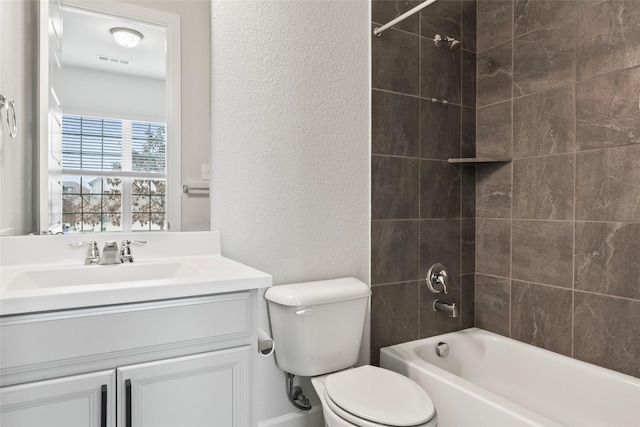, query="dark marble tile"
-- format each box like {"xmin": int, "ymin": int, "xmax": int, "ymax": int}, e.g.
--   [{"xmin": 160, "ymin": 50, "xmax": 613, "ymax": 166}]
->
[
  {"xmin": 372, "ymin": 25, "xmax": 420, "ymax": 95},
  {"xmin": 475, "ymin": 274, "xmax": 511, "ymax": 336},
  {"xmin": 460, "ymin": 274, "xmax": 475, "ymax": 329},
  {"xmin": 574, "ymin": 292, "xmax": 640, "ymax": 378},
  {"xmin": 461, "ymin": 0, "xmax": 477, "ymax": 52},
  {"xmin": 476, "ymin": 219, "xmax": 511, "ymax": 277},
  {"xmin": 420, "ymin": 0, "xmax": 461, "ymax": 41},
  {"xmin": 371, "ymin": 282, "xmax": 420, "ymax": 366},
  {"xmin": 420, "ymin": 219, "xmax": 461, "ymax": 278},
  {"xmin": 477, "ymin": 0, "xmax": 513, "ymax": 52},
  {"xmin": 512, "ymin": 154, "xmax": 575, "ymax": 220},
  {"xmin": 477, "ymin": 42, "xmax": 513, "ymax": 106},
  {"xmin": 576, "ymin": 66, "xmax": 640, "ymax": 151},
  {"xmin": 461, "ymin": 165, "xmax": 476, "ymax": 218},
  {"xmin": 421, "ymin": 37, "xmax": 461, "ymax": 103},
  {"xmin": 513, "ymin": 16, "xmax": 576, "ymax": 96},
  {"xmin": 512, "ymin": 220, "xmax": 573, "ymax": 288},
  {"xmin": 577, "ymin": 0, "xmax": 640, "ymax": 80},
  {"xmin": 476, "ymin": 101, "xmax": 512, "ymax": 157},
  {"xmin": 372, "ymin": 0, "xmax": 420, "ymax": 35},
  {"xmin": 420, "ymin": 160, "xmax": 461, "ymax": 218},
  {"xmin": 371, "ymin": 220, "xmax": 420, "ymax": 285},
  {"xmin": 461, "ymin": 49, "xmax": 477, "ymax": 108},
  {"xmin": 370, "ymin": 350, "xmax": 380, "ymax": 367},
  {"xmin": 514, "ymin": 0, "xmax": 577, "ymax": 37},
  {"xmin": 461, "ymin": 218, "xmax": 475, "ymax": 274},
  {"xmin": 575, "ymin": 145, "xmax": 640, "ymax": 221},
  {"xmin": 420, "ymin": 102, "xmax": 461, "ymax": 160},
  {"xmin": 513, "ymin": 86, "xmax": 575, "ymax": 158},
  {"xmin": 372, "ymin": 90, "xmax": 420, "ymax": 157},
  {"xmin": 461, "ymin": 107, "xmax": 476, "ymax": 158},
  {"xmin": 476, "ymin": 162, "xmax": 512, "ymax": 218},
  {"xmin": 511, "ymin": 281, "xmax": 573, "ymax": 356},
  {"xmin": 575, "ymin": 222, "xmax": 640, "ymax": 300},
  {"xmin": 372, "ymin": 155, "xmax": 420, "ymax": 219},
  {"xmin": 420, "ymin": 272, "xmax": 461, "ymax": 337}
]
